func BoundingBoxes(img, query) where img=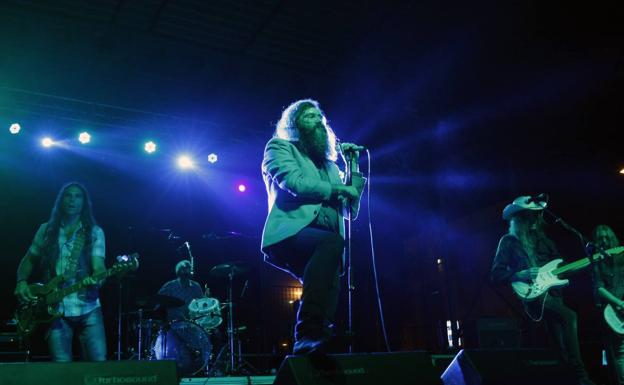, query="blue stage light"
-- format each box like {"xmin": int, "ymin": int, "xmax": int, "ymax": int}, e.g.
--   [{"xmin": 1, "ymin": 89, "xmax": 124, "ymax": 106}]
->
[
  {"xmin": 144, "ymin": 141, "xmax": 157, "ymax": 154},
  {"xmin": 177, "ymin": 154, "xmax": 195, "ymax": 170},
  {"xmin": 208, "ymin": 153, "xmax": 218, "ymax": 163},
  {"xmin": 41, "ymin": 137, "xmax": 54, "ymax": 148},
  {"xmin": 9, "ymin": 123, "xmax": 21, "ymax": 134},
  {"xmin": 78, "ymin": 131, "xmax": 91, "ymax": 144},
  {"xmin": 238, "ymin": 184, "xmax": 247, "ymax": 192}
]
